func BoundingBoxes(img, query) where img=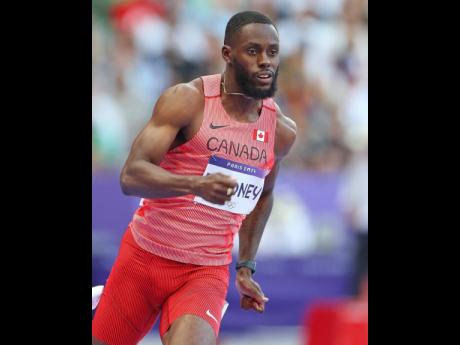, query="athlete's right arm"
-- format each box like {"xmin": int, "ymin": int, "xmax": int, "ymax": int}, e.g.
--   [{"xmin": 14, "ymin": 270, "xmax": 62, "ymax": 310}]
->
[{"xmin": 120, "ymin": 82, "xmax": 236, "ymax": 204}]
